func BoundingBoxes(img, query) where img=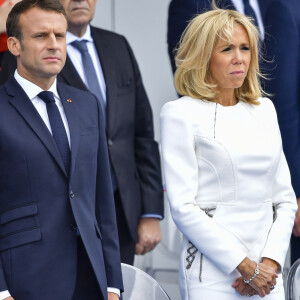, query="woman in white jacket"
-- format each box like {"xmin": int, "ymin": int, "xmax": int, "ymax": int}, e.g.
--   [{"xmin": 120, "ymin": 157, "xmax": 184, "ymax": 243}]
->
[{"xmin": 160, "ymin": 8, "xmax": 297, "ymax": 300}]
